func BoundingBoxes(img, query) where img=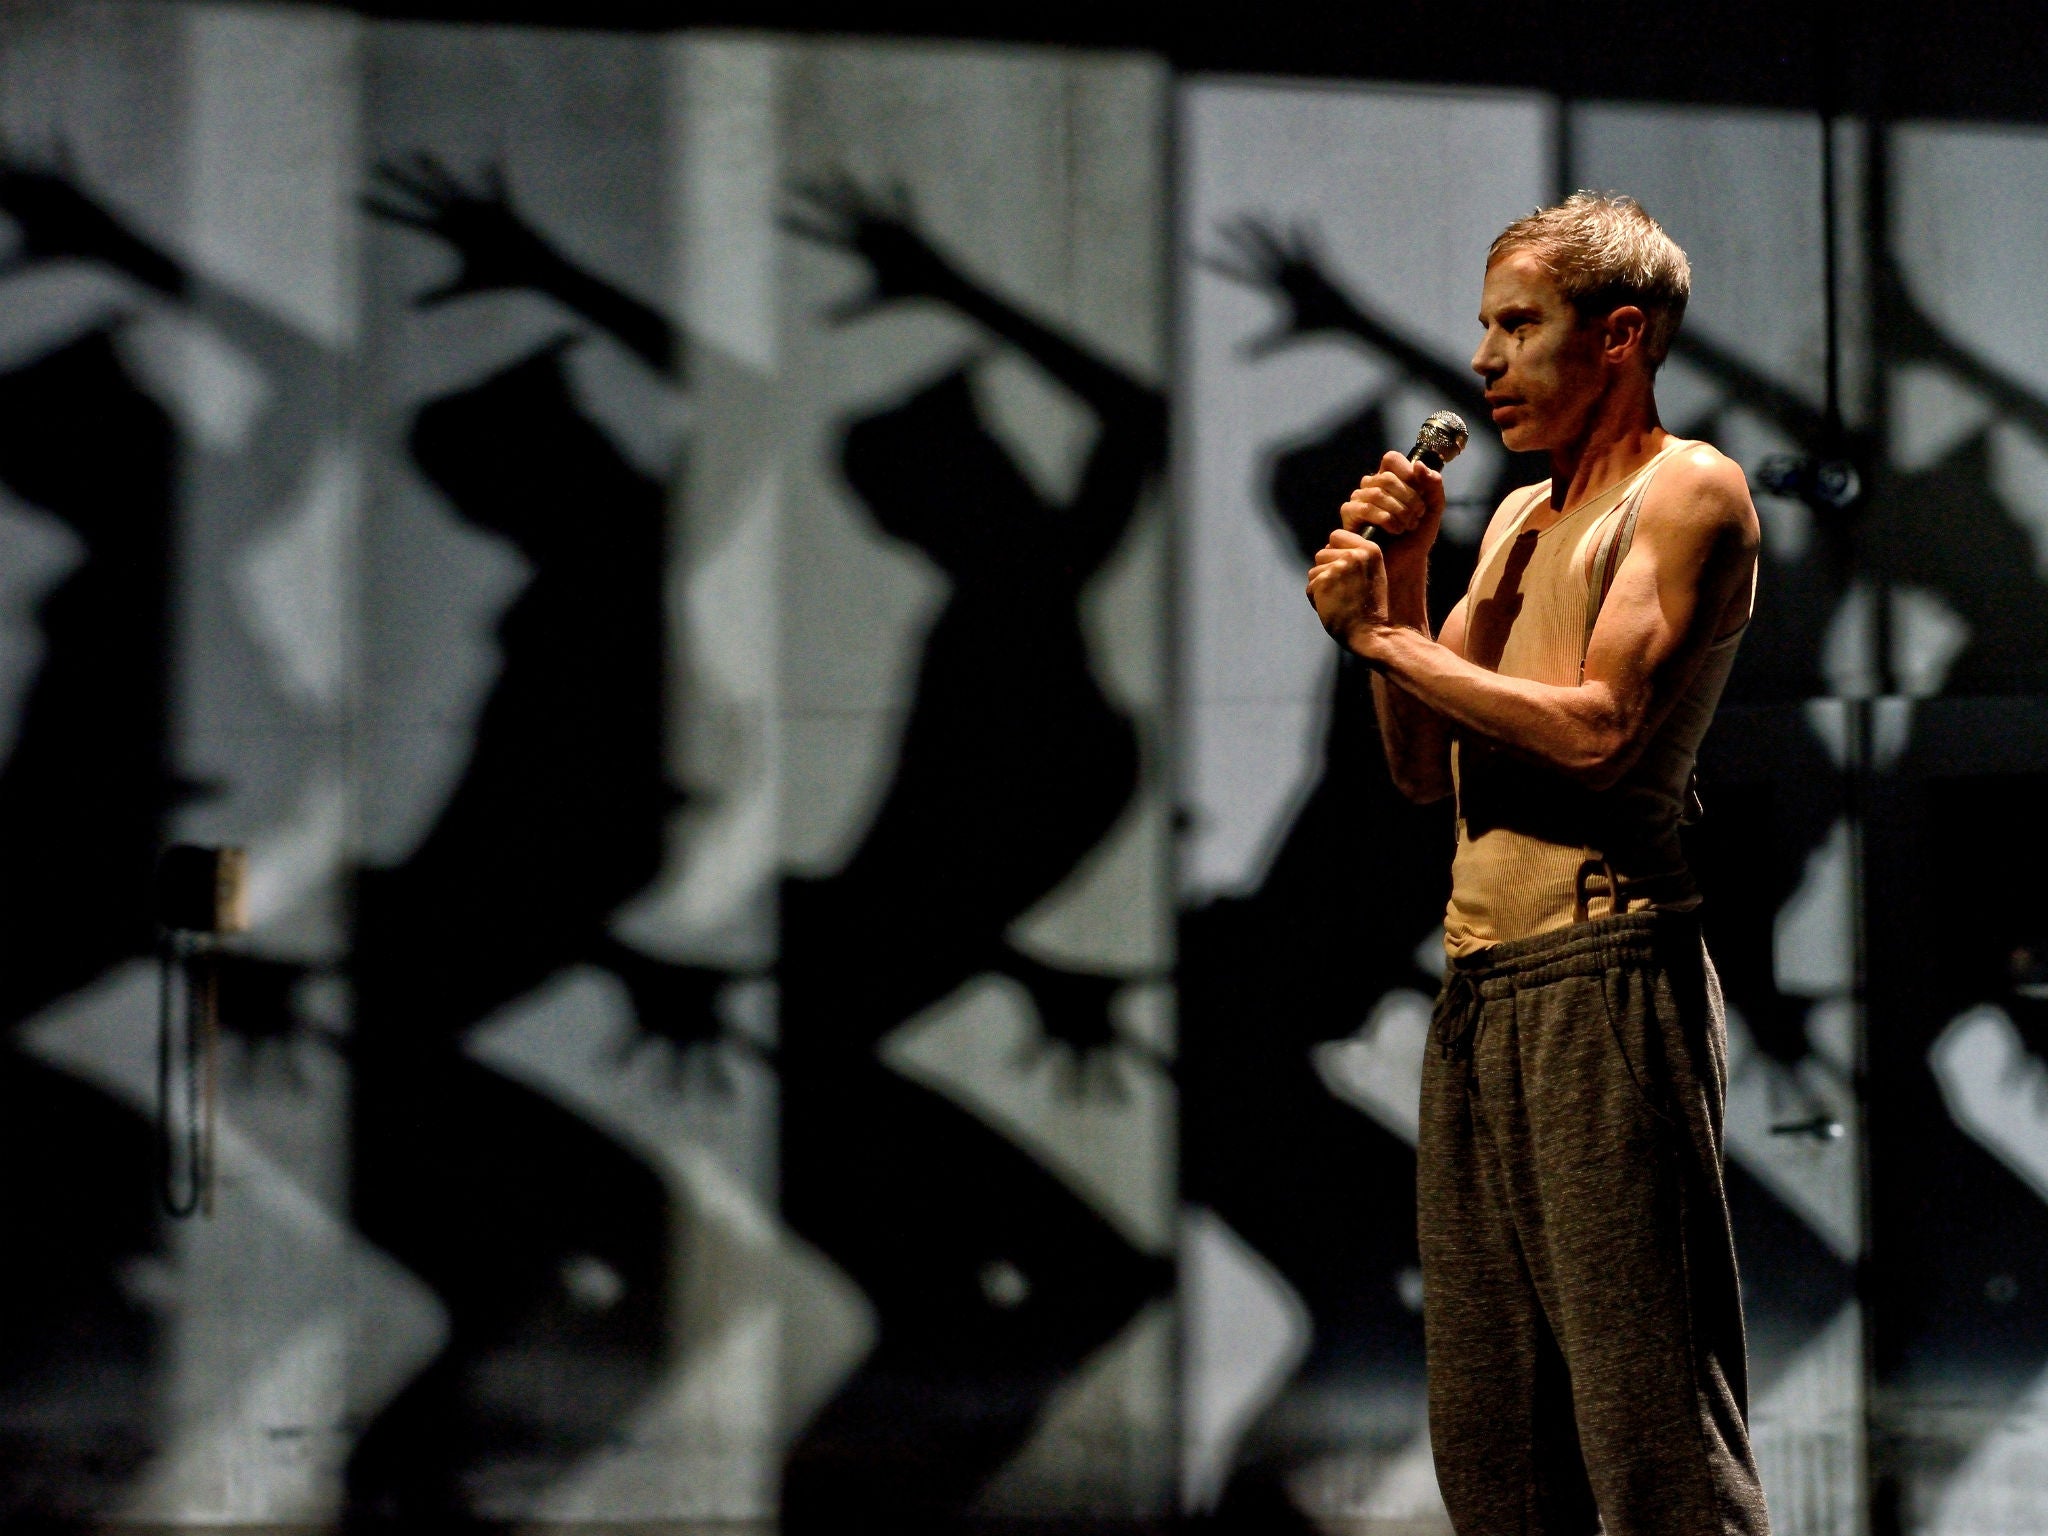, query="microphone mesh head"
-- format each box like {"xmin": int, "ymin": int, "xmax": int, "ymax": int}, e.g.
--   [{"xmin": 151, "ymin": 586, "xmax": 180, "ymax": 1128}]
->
[{"xmin": 1415, "ymin": 410, "xmax": 1470, "ymax": 466}]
